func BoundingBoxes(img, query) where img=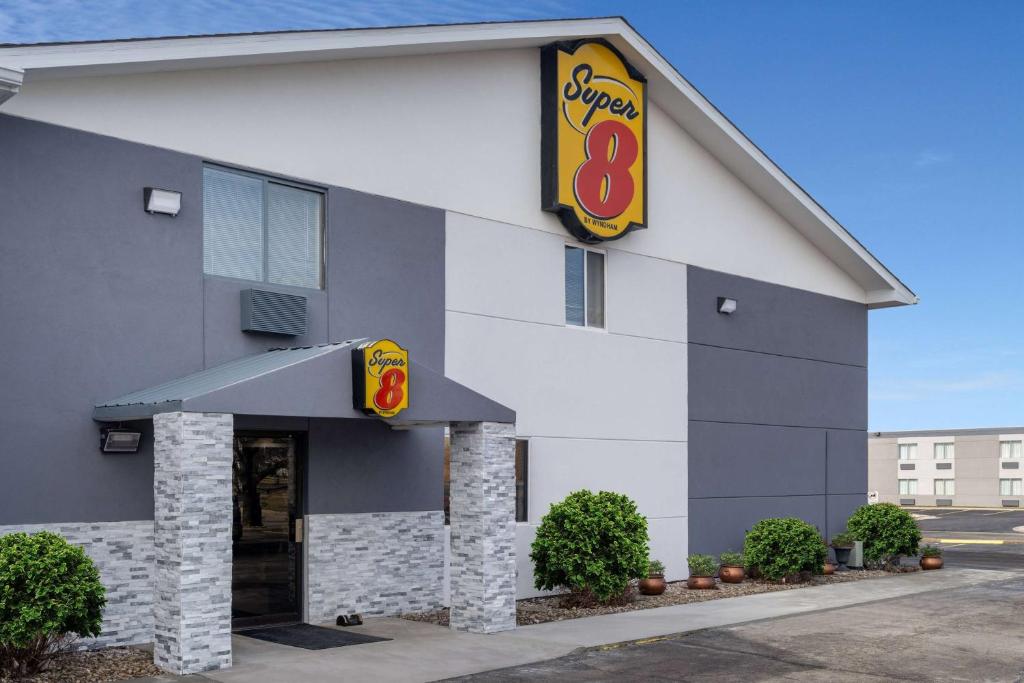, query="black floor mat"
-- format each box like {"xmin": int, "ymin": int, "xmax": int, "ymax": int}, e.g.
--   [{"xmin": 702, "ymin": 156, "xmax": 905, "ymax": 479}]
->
[{"xmin": 237, "ymin": 623, "xmax": 391, "ymax": 650}]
